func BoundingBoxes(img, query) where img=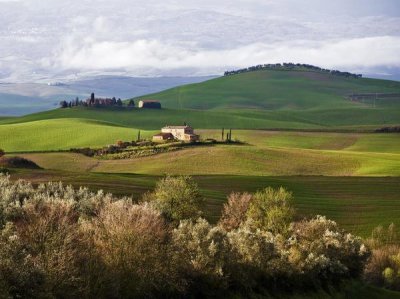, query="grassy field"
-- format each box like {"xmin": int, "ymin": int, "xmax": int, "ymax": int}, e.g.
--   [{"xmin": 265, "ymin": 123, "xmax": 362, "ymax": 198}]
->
[
  {"xmin": 13, "ymin": 130, "xmax": 400, "ymax": 176},
  {"xmin": 0, "ymin": 118, "xmax": 156, "ymax": 152},
  {"xmin": 0, "ymin": 106, "xmax": 326, "ymax": 130}
]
